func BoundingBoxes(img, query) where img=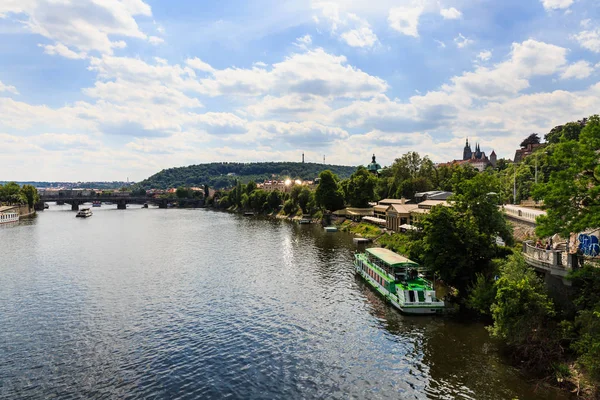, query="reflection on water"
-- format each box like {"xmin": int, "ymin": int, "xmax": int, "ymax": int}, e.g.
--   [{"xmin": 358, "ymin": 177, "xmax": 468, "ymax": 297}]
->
[{"xmin": 0, "ymin": 206, "xmax": 570, "ymax": 399}]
